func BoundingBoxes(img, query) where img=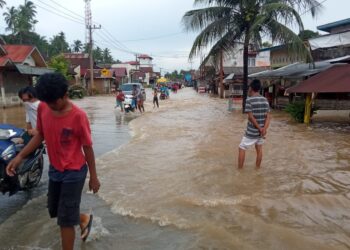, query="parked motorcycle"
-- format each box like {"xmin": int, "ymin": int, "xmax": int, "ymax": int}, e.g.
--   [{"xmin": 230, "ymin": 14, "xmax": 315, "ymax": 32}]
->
[{"xmin": 0, "ymin": 124, "xmax": 45, "ymax": 196}]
